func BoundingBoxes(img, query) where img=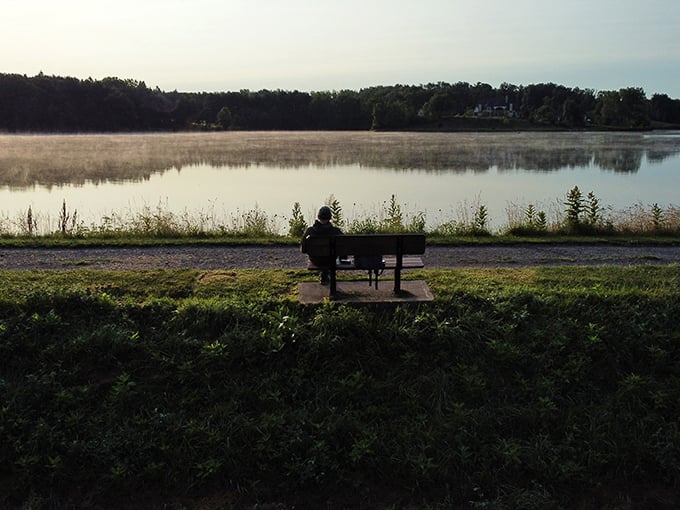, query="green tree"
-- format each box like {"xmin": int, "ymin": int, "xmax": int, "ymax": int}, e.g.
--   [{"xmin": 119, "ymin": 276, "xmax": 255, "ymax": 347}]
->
[
  {"xmin": 564, "ymin": 185, "xmax": 584, "ymax": 232},
  {"xmin": 533, "ymin": 102, "xmax": 556, "ymax": 125},
  {"xmin": 595, "ymin": 88, "xmax": 650, "ymax": 128},
  {"xmin": 585, "ymin": 191, "xmax": 601, "ymax": 226},
  {"xmin": 326, "ymin": 195, "xmax": 344, "ymax": 228},
  {"xmin": 288, "ymin": 202, "xmax": 307, "ymax": 237},
  {"xmin": 594, "ymin": 90, "xmax": 623, "ymax": 126},
  {"xmin": 650, "ymin": 93, "xmax": 679, "ymax": 123},
  {"xmin": 561, "ymin": 98, "xmax": 581, "ymax": 126},
  {"xmin": 216, "ymin": 106, "xmax": 232, "ymax": 129},
  {"xmin": 619, "ymin": 87, "xmax": 650, "ymax": 128}
]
